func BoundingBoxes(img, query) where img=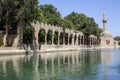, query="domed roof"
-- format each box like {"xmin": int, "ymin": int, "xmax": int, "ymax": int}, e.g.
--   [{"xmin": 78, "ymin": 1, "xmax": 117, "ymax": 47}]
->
[{"xmin": 101, "ymin": 31, "xmax": 112, "ymax": 37}]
